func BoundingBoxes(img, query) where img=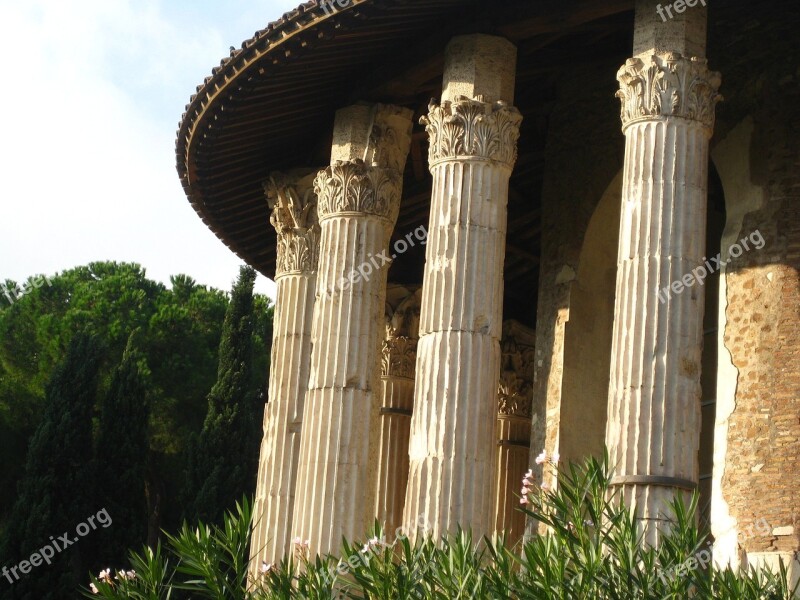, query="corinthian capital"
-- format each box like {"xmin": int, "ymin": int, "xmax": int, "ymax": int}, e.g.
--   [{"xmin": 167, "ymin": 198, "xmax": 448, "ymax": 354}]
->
[
  {"xmin": 616, "ymin": 53, "xmax": 722, "ymax": 132},
  {"xmin": 381, "ymin": 336, "xmax": 417, "ymax": 379},
  {"xmin": 314, "ymin": 159, "xmax": 402, "ymax": 223},
  {"xmin": 264, "ymin": 171, "xmax": 320, "ymax": 277},
  {"xmin": 421, "ymin": 95, "xmax": 522, "ymax": 169},
  {"xmin": 497, "ymin": 320, "xmax": 536, "ymax": 419}
]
